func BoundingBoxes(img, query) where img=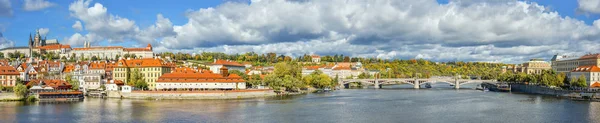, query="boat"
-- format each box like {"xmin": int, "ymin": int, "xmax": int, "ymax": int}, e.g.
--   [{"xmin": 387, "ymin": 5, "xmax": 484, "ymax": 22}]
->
[
  {"xmin": 476, "ymin": 85, "xmax": 484, "ymax": 90},
  {"xmin": 497, "ymin": 84, "xmax": 511, "ymax": 92},
  {"xmin": 421, "ymin": 83, "xmax": 432, "ymax": 88}
]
